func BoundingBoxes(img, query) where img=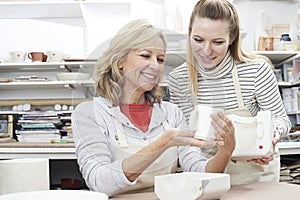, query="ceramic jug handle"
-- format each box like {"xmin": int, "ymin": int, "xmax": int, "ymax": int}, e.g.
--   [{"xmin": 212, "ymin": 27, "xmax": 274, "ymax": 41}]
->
[{"xmin": 27, "ymin": 53, "xmax": 32, "ymax": 59}]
